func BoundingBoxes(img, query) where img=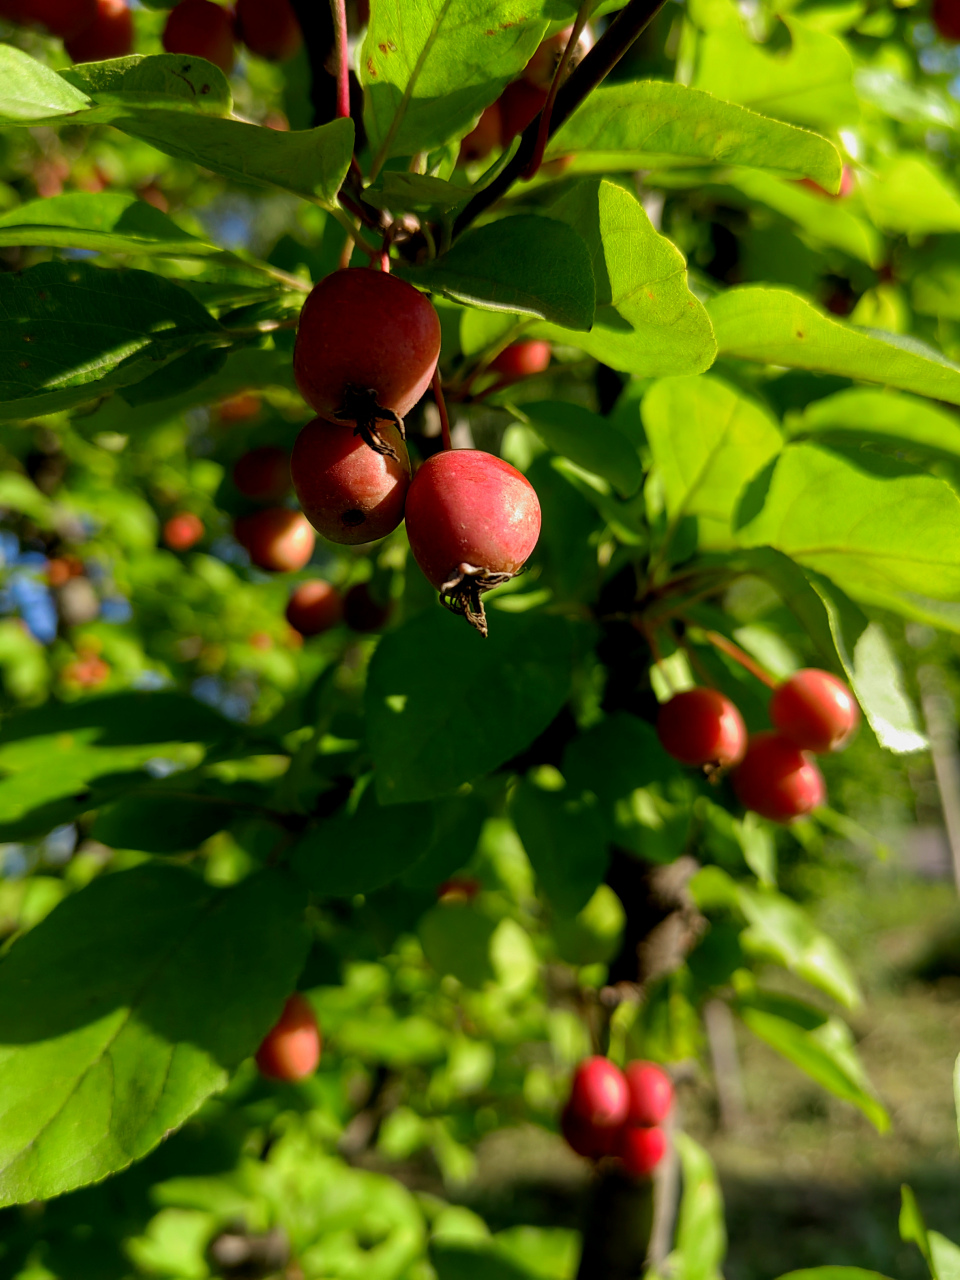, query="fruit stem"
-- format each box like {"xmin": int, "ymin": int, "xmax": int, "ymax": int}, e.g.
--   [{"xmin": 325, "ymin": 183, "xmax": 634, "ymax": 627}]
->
[
  {"xmin": 432, "ymin": 368, "xmax": 453, "ymax": 450},
  {"xmin": 704, "ymin": 630, "xmax": 778, "ymax": 689},
  {"xmin": 331, "ymin": 0, "xmax": 350, "ymax": 121},
  {"xmin": 452, "ymin": 0, "xmax": 670, "ymax": 239},
  {"xmin": 523, "ymin": 0, "xmax": 596, "ymax": 181}
]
